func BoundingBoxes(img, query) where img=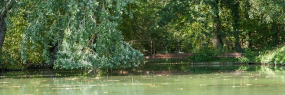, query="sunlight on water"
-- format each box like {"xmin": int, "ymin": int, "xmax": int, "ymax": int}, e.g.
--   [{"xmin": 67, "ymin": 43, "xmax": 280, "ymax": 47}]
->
[{"xmin": 1, "ymin": 66, "xmax": 285, "ymax": 95}]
